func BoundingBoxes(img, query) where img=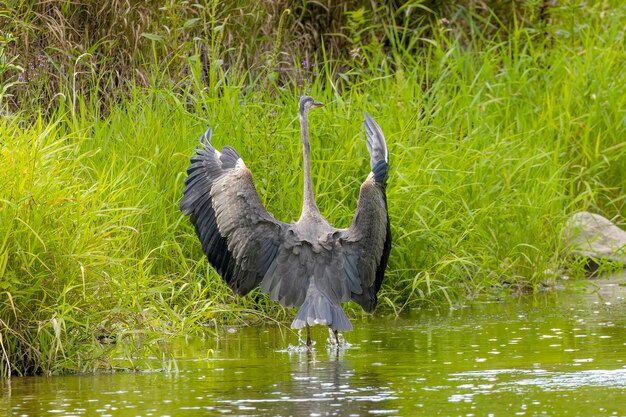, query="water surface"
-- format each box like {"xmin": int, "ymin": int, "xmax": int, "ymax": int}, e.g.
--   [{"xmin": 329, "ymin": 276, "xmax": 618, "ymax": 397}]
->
[{"xmin": 4, "ymin": 274, "xmax": 626, "ymax": 416}]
